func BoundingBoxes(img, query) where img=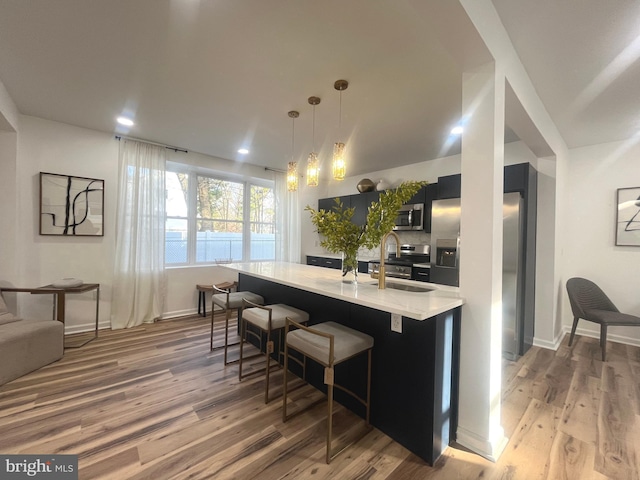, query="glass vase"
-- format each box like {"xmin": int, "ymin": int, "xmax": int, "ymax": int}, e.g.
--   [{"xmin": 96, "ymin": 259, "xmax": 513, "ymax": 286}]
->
[{"xmin": 341, "ymin": 250, "xmax": 358, "ymax": 284}]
